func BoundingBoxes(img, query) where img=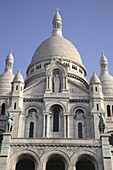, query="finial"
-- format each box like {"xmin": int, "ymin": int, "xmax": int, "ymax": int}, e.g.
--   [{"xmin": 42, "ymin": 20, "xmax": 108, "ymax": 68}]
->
[
  {"xmin": 56, "ymin": 8, "xmax": 59, "ymax": 12},
  {"xmin": 102, "ymin": 51, "xmax": 104, "ymax": 56},
  {"xmin": 18, "ymin": 69, "xmax": 20, "ymax": 73},
  {"xmin": 10, "ymin": 49, "xmax": 12, "ymax": 54}
]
